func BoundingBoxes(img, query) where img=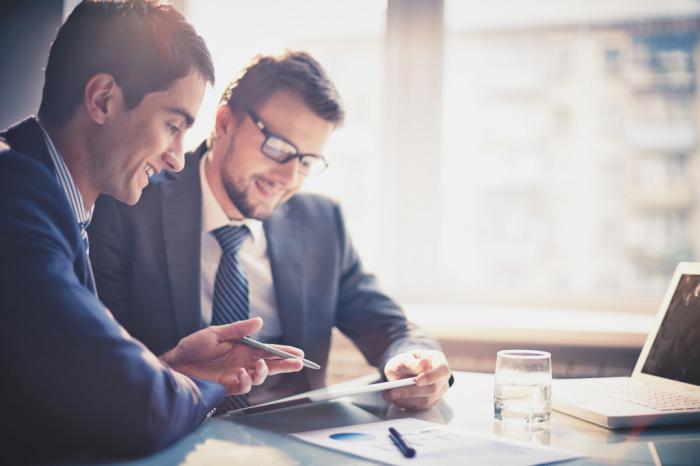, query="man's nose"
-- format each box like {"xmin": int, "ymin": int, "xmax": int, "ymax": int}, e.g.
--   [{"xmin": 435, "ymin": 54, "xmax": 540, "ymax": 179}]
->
[
  {"xmin": 162, "ymin": 135, "xmax": 185, "ymax": 172},
  {"xmin": 275, "ymin": 156, "xmax": 301, "ymax": 186}
]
